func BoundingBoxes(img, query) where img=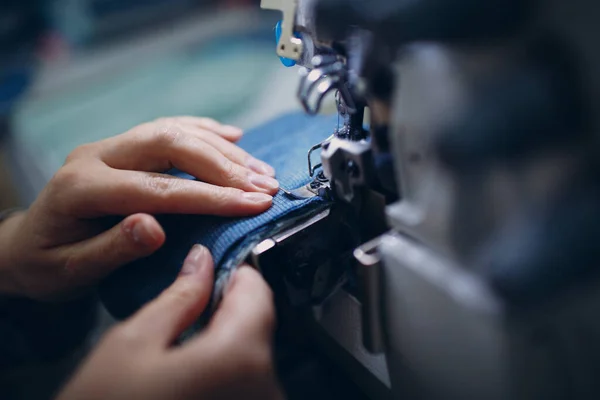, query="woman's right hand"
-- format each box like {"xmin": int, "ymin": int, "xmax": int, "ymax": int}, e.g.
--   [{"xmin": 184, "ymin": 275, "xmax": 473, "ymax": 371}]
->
[{"xmin": 57, "ymin": 246, "xmax": 283, "ymax": 400}]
